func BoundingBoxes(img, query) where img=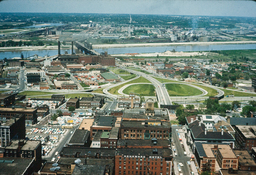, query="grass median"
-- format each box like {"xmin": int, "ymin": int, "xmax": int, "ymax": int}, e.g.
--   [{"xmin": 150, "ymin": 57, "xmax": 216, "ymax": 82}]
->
[
  {"xmin": 166, "ymin": 84, "xmax": 202, "ymax": 96},
  {"xmin": 193, "ymin": 84, "xmax": 218, "ymax": 96},
  {"xmin": 108, "ymin": 77, "xmax": 150, "ymax": 95},
  {"xmin": 123, "ymin": 84, "xmax": 155, "ymax": 96}
]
